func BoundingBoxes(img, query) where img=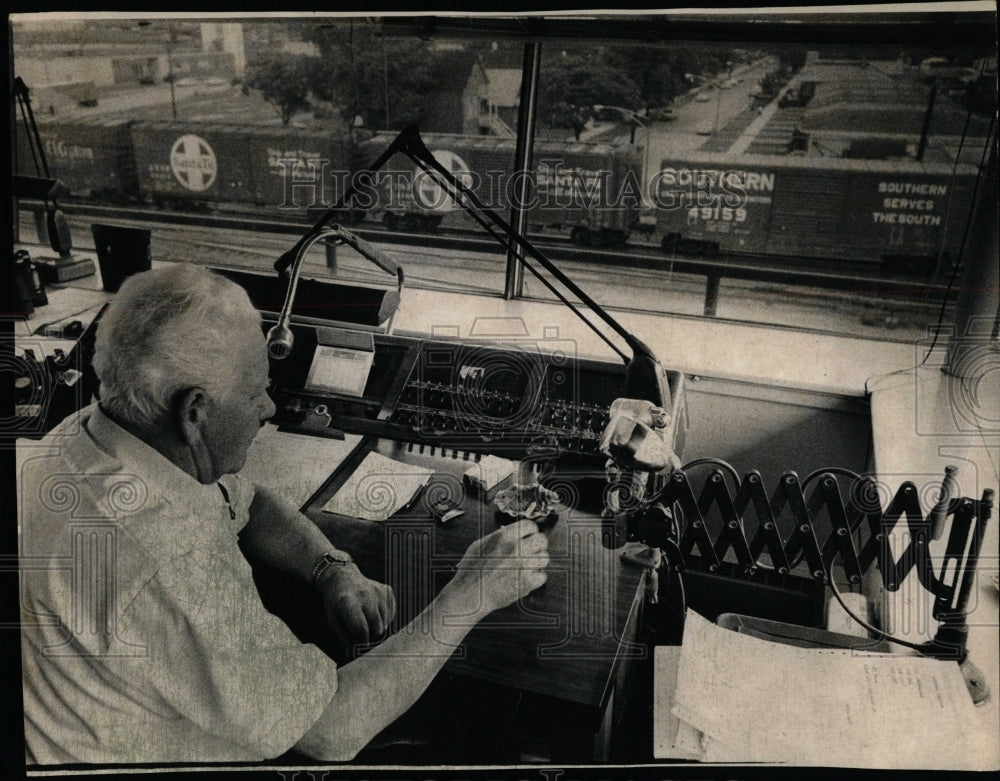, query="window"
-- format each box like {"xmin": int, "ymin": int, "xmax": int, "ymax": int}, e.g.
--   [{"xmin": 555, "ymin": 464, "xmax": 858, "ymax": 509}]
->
[{"xmin": 11, "ymin": 10, "xmax": 997, "ymax": 342}]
